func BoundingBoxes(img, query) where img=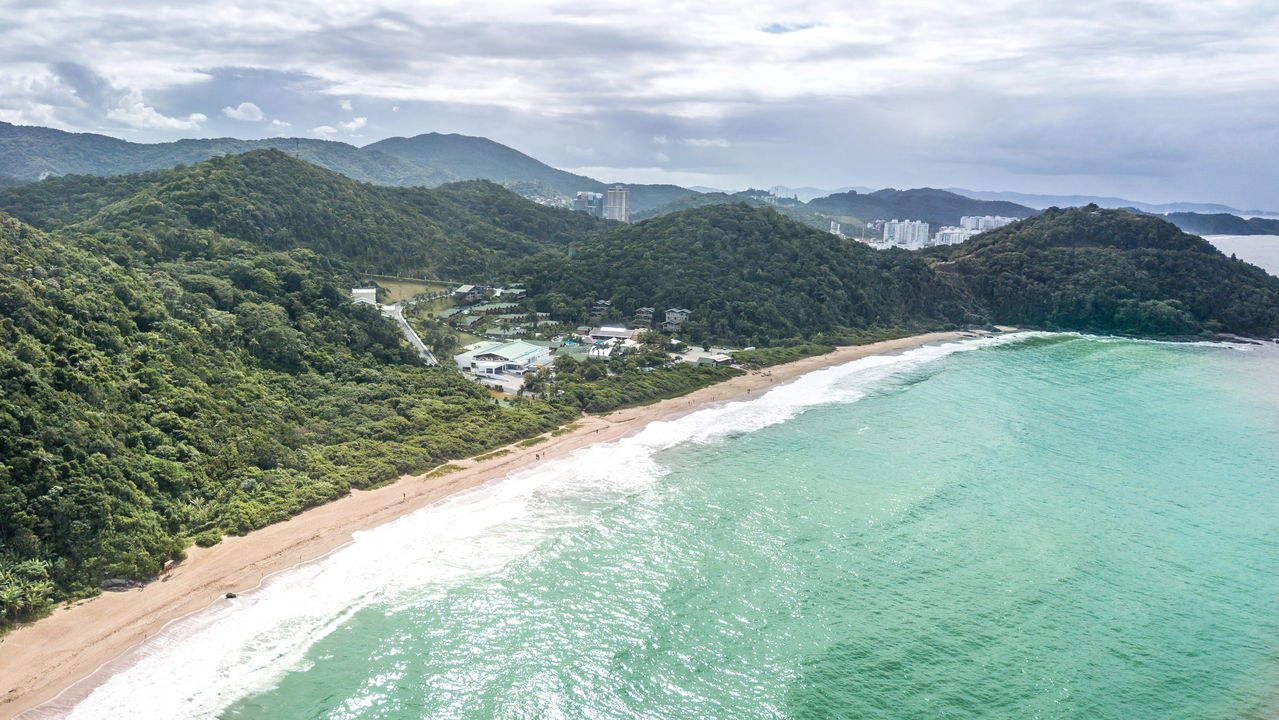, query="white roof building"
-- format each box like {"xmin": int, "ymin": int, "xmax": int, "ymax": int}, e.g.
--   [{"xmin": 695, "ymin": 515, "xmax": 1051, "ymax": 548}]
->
[
  {"xmin": 454, "ymin": 341, "xmax": 552, "ymax": 376},
  {"xmin": 351, "ymin": 288, "xmax": 378, "ymax": 306}
]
